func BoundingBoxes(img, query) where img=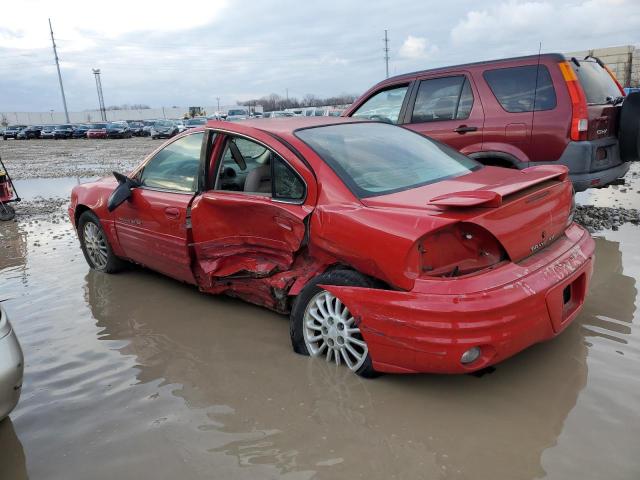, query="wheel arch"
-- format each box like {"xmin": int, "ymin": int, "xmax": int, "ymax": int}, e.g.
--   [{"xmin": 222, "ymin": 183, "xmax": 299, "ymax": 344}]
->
[
  {"xmin": 468, "ymin": 150, "xmax": 524, "ymax": 168},
  {"xmin": 74, "ymin": 204, "xmax": 92, "ymax": 226}
]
